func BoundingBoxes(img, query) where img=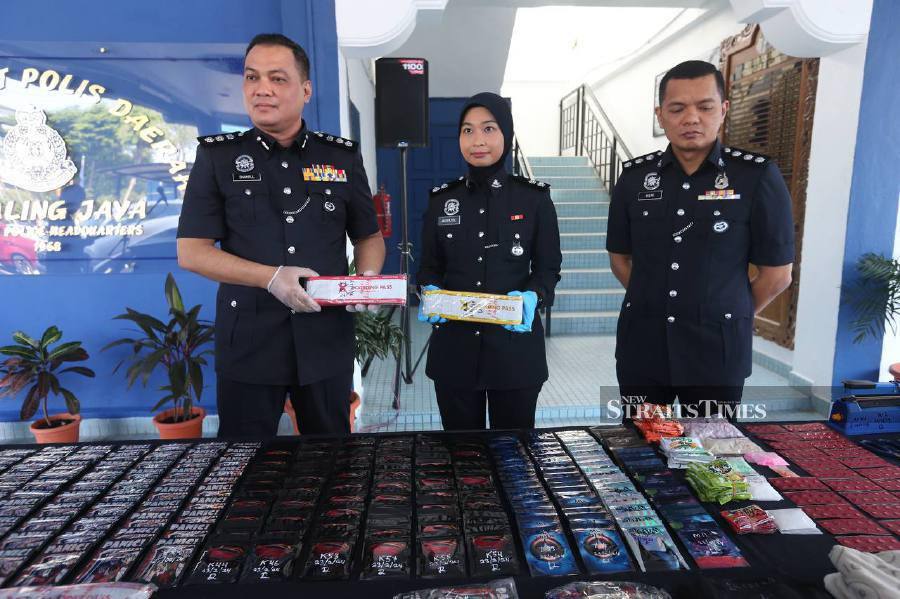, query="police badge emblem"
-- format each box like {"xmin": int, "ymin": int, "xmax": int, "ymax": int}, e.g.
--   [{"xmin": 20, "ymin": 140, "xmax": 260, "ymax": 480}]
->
[
  {"xmin": 713, "ymin": 220, "xmax": 729, "ymax": 233},
  {"xmin": 0, "ymin": 105, "xmax": 77, "ymax": 192},
  {"xmin": 511, "ymin": 242, "xmax": 524, "ymax": 257},
  {"xmin": 643, "ymin": 172, "xmax": 661, "ymax": 191},
  {"xmin": 444, "ymin": 199, "xmax": 460, "ymax": 216},
  {"xmin": 234, "ymin": 154, "xmax": 255, "ymax": 173},
  {"xmin": 324, "ymin": 201, "xmax": 336, "ymax": 212},
  {"xmin": 714, "ymin": 173, "xmax": 729, "ymax": 190}
]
